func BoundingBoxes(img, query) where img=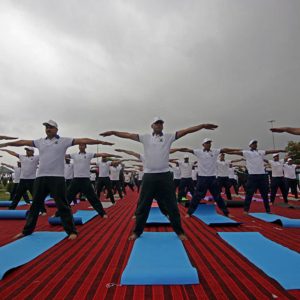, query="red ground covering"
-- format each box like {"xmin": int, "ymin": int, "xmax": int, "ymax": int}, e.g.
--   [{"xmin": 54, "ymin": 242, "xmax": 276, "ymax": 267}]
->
[{"xmin": 0, "ymin": 191, "xmax": 299, "ymax": 300}]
